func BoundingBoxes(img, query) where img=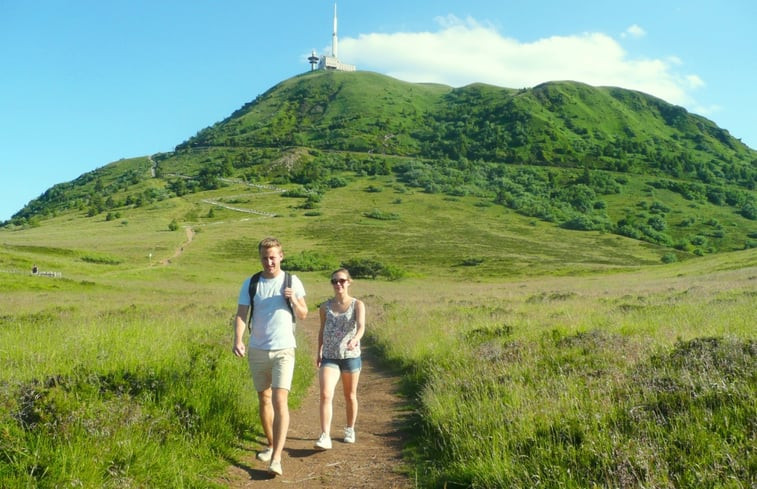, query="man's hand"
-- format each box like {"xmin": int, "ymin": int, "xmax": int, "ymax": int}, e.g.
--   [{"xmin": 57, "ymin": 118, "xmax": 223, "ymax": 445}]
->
[{"xmin": 233, "ymin": 342, "xmax": 246, "ymax": 357}]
